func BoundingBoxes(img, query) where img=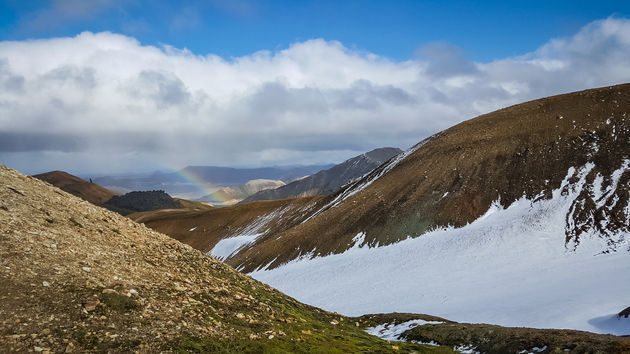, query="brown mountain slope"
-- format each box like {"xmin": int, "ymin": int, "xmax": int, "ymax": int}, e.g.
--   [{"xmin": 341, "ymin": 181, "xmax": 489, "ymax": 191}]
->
[
  {"xmin": 130, "ymin": 196, "xmax": 322, "ymax": 255},
  {"xmin": 213, "ymin": 83, "xmax": 630, "ymax": 272},
  {"xmin": 0, "ymin": 165, "xmax": 445, "ymax": 353},
  {"xmin": 33, "ymin": 170, "xmax": 118, "ymax": 205}
]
